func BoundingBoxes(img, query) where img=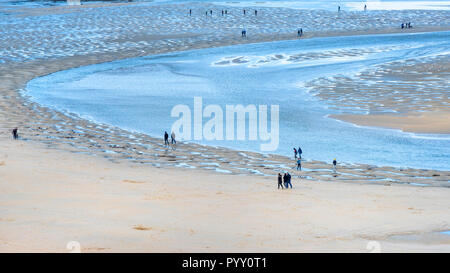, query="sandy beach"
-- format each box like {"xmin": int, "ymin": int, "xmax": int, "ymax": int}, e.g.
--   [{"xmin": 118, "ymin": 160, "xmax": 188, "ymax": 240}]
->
[
  {"xmin": 310, "ymin": 54, "xmax": 450, "ymax": 133},
  {"xmin": 1, "ymin": 138, "xmax": 449, "ymax": 252},
  {"xmin": 0, "ymin": 1, "xmax": 449, "ymax": 252}
]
